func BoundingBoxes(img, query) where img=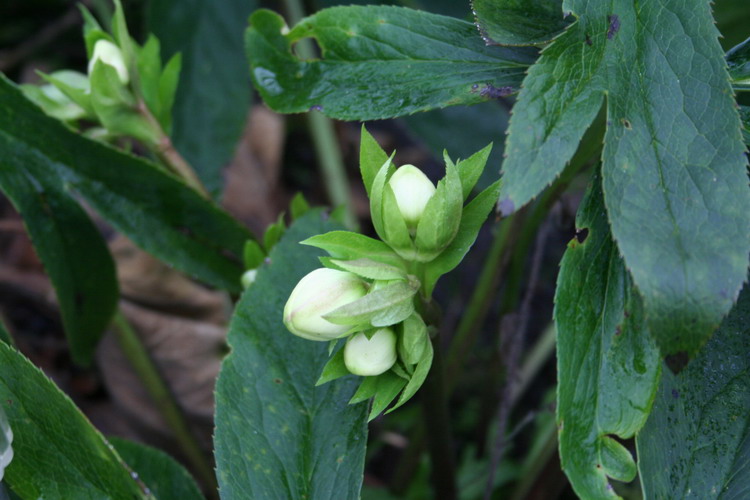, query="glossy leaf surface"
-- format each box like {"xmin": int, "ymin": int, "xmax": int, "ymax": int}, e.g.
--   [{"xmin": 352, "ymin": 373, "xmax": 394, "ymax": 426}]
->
[
  {"xmin": 148, "ymin": 0, "xmax": 259, "ymax": 196},
  {"xmin": 500, "ymin": 0, "xmax": 750, "ymax": 356},
  {"xmin": 214, "ymin": 211, "xmax": 368, "ymax": 500},
  {"xmin": 246, "ymin": 7, "xmax": 537, "ymax": 120},
  {"xmin": 0, "ymin": 343, "xmax": 148, "ymax": 499},
  {"xmin": 637, "ymin": 281, "xmax": 750, "ymax": 500},
  {"xmin": 555, "ymin": 175, "xmax": 661, "ymax": 499},
  {"xmin": 0, "ymin": 76, "xmax": 251, "ymax": 293}
]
